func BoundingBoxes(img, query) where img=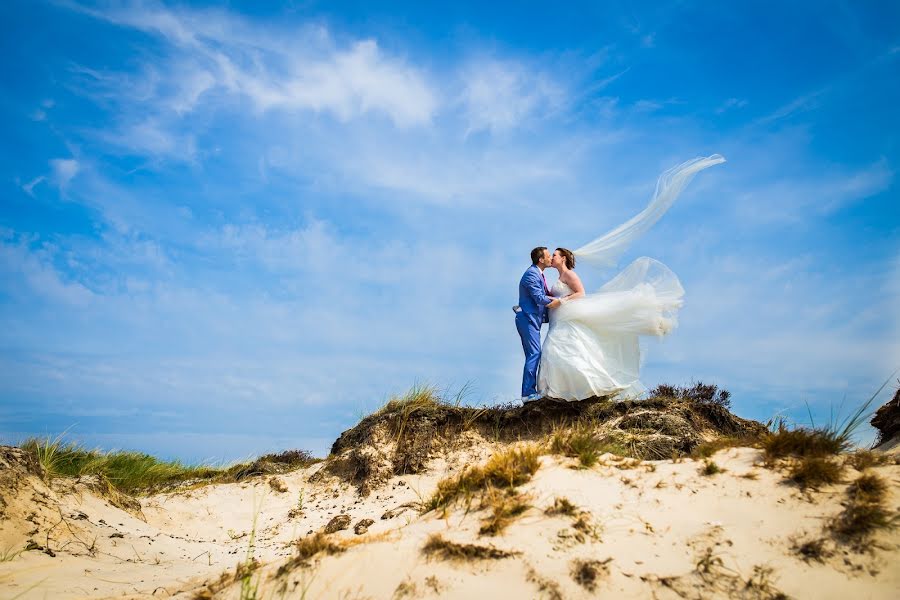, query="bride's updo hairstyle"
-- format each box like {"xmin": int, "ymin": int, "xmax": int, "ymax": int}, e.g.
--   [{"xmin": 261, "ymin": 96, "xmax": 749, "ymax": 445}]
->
[{"xmin": 556, "ymin": 248, "xmax": 576, "ymax": 269}]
